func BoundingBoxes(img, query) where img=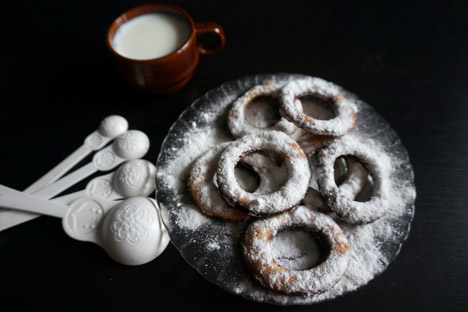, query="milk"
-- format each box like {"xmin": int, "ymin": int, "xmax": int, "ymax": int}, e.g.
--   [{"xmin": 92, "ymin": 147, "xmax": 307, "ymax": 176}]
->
[{"xmin": 112, "ymin": 13, "xmax": 190, "ymax": 60}]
